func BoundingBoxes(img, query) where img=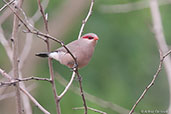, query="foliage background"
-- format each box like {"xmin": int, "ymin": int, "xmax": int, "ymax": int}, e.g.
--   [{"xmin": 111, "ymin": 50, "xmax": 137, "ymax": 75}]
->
[{"xmin": 0, "ymin": 0, "xmax": 171, "ymax": 114}]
